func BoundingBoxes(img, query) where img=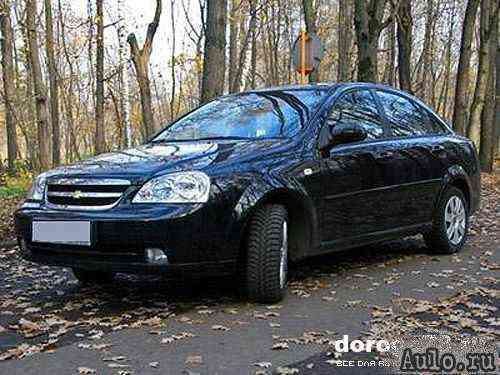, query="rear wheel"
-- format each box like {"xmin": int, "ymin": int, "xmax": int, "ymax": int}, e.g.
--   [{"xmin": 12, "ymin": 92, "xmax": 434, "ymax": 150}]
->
[
  {"xmin": 245, "ymin": 204, "xmax": 288, "ymax": 303},
  {"xmin": 72, "ymin": 268, "xmax": 115, "ymax": 285},
  {"xmin": 424, "ymin": 186, "xmax": 469, "ymax": 254}
]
